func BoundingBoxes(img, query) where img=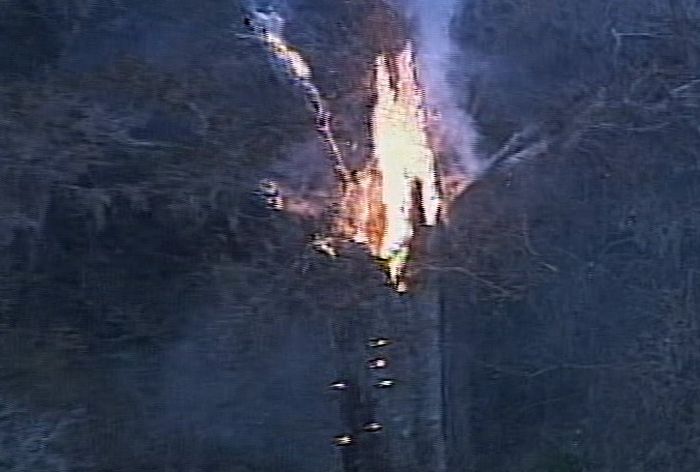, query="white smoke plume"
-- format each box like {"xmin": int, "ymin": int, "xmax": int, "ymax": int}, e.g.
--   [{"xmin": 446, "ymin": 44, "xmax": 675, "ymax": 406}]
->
[{"xmin": 399, "ymin": 0, "xmax": 484, "ymax": 179}]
